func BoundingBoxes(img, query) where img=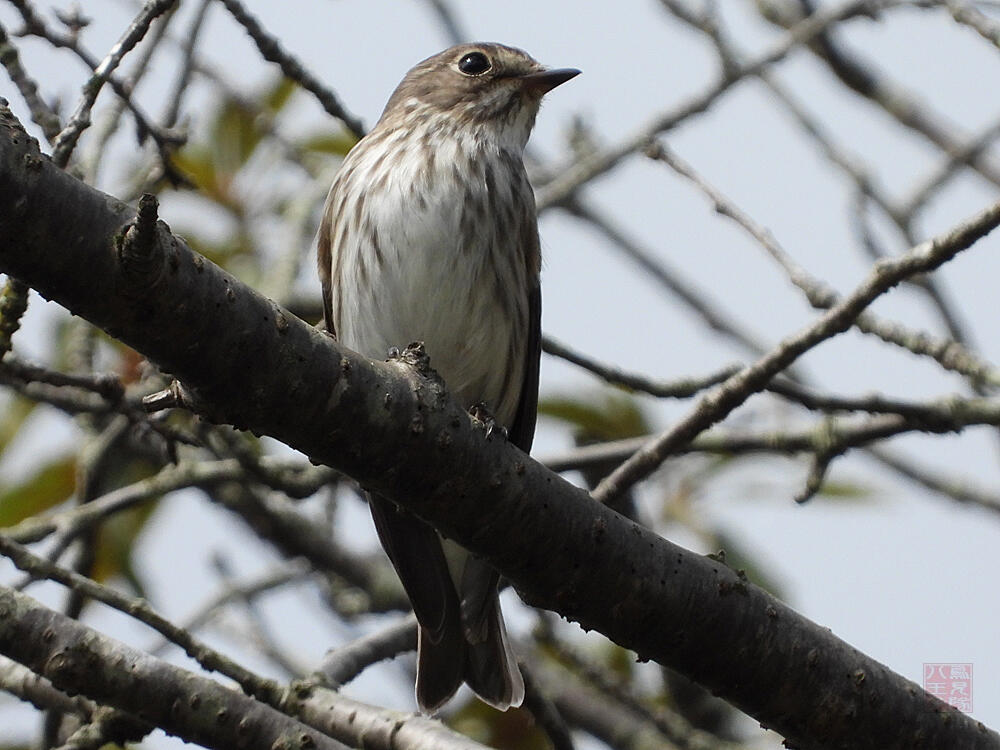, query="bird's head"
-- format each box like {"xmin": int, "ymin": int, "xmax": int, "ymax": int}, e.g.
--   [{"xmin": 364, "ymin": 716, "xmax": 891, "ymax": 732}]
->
[{"xmin": 379, "ymin": 43, "xmax": 579, "ymax": 150}]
